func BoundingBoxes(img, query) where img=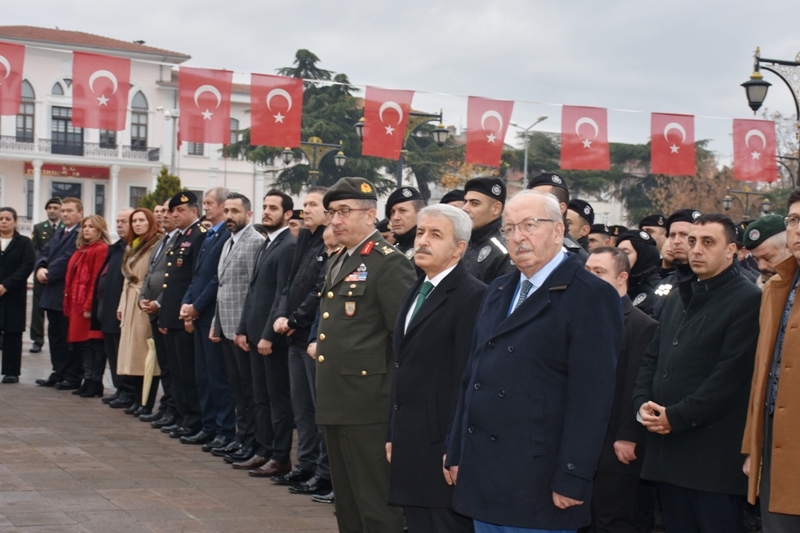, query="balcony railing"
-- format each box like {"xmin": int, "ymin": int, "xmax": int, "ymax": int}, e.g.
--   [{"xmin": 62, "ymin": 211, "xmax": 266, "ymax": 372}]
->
[{"xmin": 0, "ymin": 136, "xmax": 160, "ymax": 162}]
